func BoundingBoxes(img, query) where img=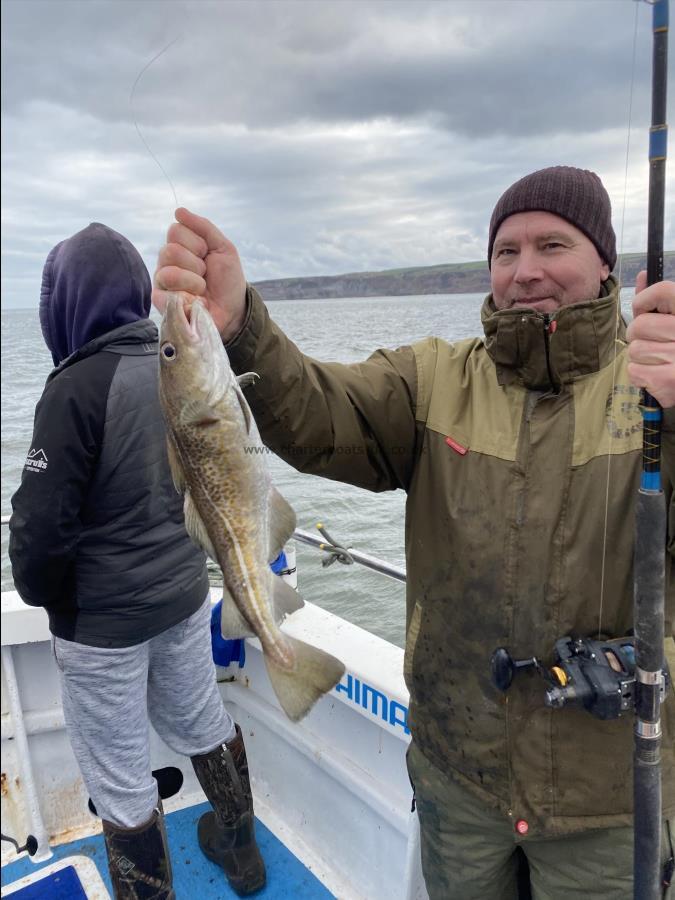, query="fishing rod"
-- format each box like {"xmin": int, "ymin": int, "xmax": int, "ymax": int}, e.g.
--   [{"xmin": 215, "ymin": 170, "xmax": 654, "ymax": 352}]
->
[{"xmin": 633, "ymin": 0, "xmax": 669, "ymax": 897}]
